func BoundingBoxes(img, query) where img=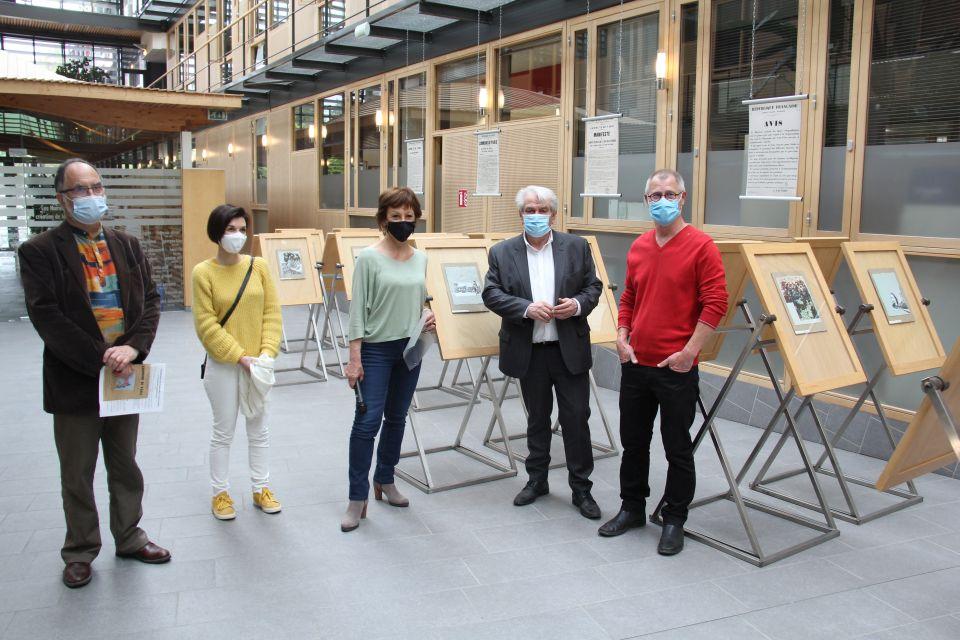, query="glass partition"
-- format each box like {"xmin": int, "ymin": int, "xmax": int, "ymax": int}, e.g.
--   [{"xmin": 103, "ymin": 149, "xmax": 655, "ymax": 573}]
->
[
  {"xmin": 254, "ymin": 117, "xmax": 267, "ymax": 205},
  {"xmin": 677, "ymin": 2, "xmax": 698, "ymax": 222},
  {"xmin": 319, "ymin": 94, "xmax": 346, "ymax": 210},
  {"xmin": 294, "ymin": 103, "xmax": 316, "ymax": 151},
  {"xmin": 355, "ymin": 85, "xmax": 382, "ymax": 209},
  {"xmin": 571, "ymin": 28, "xmax": 588, "ymax": 218},
  {"xmin": 437, "ymin": 55, "xmax": 486, "ymax": 130},
  {"xmin": 497, "ymin": 34, "xmax": 562, "ymax": 122},
  {"xmin": 398, "ymin": 72, "xmax": 427, "ymax": 192}
]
